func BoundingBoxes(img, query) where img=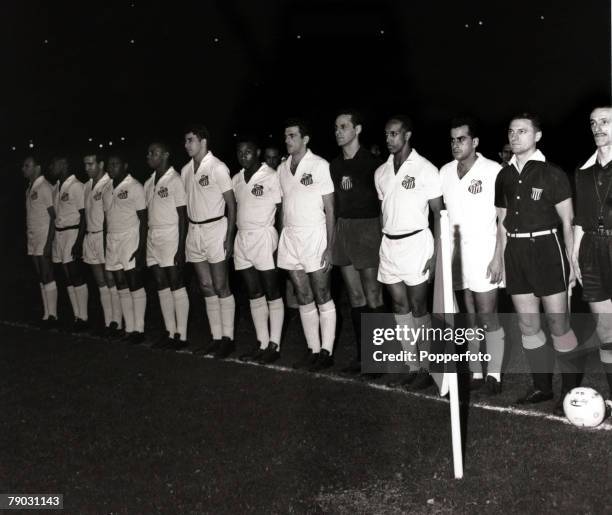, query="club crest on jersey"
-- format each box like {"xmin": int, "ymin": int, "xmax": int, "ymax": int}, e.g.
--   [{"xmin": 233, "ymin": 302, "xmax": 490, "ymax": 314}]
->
[
  {"xmin": 468, "ymin": 179, "xmax": 482, "ymax": 194},
  {"xmin": 60, "ymin": 192, "xmax": 69, "ymax": 201},
  {"xmin": 251, "ymin": 184, "xmax": 264, "ymax": 197},
  {"xmin": 401, "ymin": 175, "xmax": 415, "ymax": 189},
  {"xmin": 157, "ymin": 186, "xmax": 169, "ymax": 198},
  {"xmin": 199, "ymin": 175, "xmax": 210, "ymax": 187},
  {"xmin": 300, "ymin": 173, "xmax": 313, "ymax": 186},
  {"xmin": 93, "ymin": 191, "xmax": 102, "ymax": 201},
  {"xmin": 117, "ymin": 189, "xmax": 128, "ymax": 200},
  {"xmin": 531, "ymin": 187, "xmax": 543, "ymax": 201},
  {"xmin": 30, "ymin": 191, "xmax": 38, "ymax": 200}
]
